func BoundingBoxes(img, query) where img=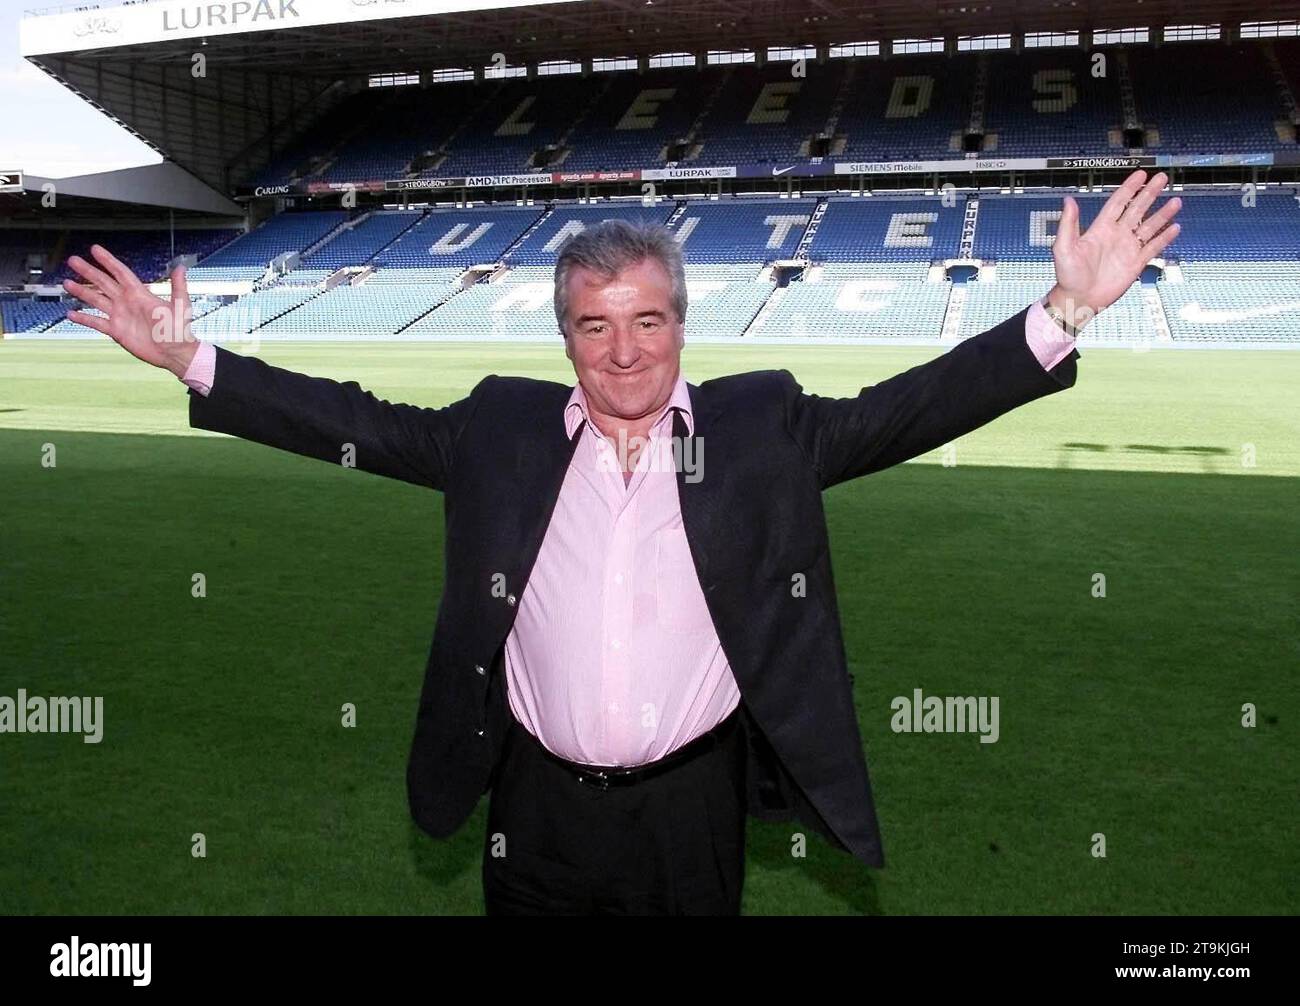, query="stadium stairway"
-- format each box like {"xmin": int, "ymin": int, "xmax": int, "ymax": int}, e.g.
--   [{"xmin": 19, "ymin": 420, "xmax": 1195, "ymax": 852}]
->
[
  {"xmin": 413, "ymin": 80, "xmax": 510, "ymax": 179},
  {"xmin": 814, "ymin": 59, "xmax": 858, "ymax": 155},
  {"xmin": 964, "ymin": 53, "xmax": 990, "ymax": 149},
  {"xmin": 540, "ymin": 76, "xmax": 619, "ymax": 169},
  {"xmin": 941, "ymin": 284, "xmax": 968, "ymax": 340},
  {"xmin": 663, "ymin": 201, "xmax": 689, "ymax": 229},
  {"xmin": 793, "ymin": 198, "xmax": 830, "ymax": 259},
  {"xmin": 743, "ymin": 283, "xmax": 788, "ymax": 336},
  {"xmin": 959, "ymin": 198, "xmax": 979, "ymax": 260},
  {"xmin": 500, "ymin": 206, "xmax": 557, "ymax": 261},
  {"xmin": 1139, "ymin": 285, "xmax": 1175, "ymax": 345},
  {"xmin": 1262, "ymin": 42, "xmax": 1300, "ymax": 145},
  {"xmin": 298, "ymin": 214, "xmax": 358, "ymax": 259},
  {"xmin": 680, "ymin": 67, "xmax": 735, "ymax": 163}
]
